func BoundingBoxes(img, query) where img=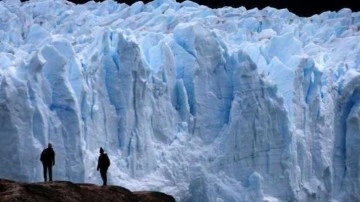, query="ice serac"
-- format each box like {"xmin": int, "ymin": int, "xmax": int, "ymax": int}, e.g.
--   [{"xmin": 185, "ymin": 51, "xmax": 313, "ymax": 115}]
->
[
  {"xmin": 0, "ymin": 74, "xmax": 37, "ymax": 181},
  {"xmin": 41, "ymin": 44, "xmax": 85, "ymax": 182},
  {"xmin": 219, "ymin": 51, "xmax": 294, "ymax": 200},
  {"xmin": 333, "ymin": 72, "xmax": 360, "ymax": 201},
  {"xmin": 173, "ymin": 22, "xmax": 232, "ymax": 143},
  {"xmin": 0, "ymin": 0, "xmax": 360, "ymax": 201}
]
